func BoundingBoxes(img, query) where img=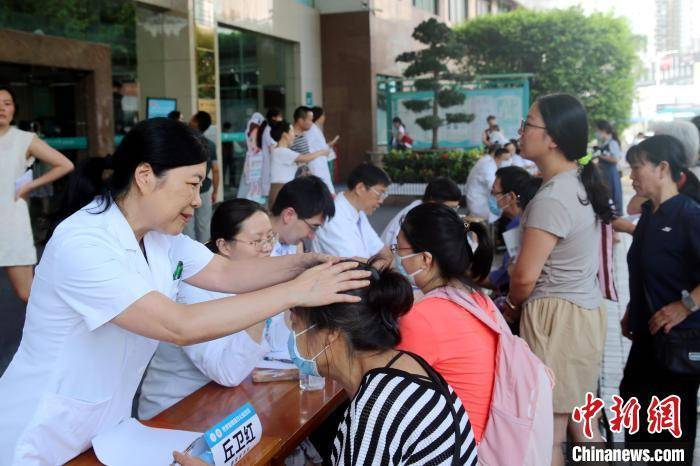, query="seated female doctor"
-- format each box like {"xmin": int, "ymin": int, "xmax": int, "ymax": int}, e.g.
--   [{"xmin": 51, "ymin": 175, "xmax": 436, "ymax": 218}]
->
[
  {"xmin": 138, "ymin": 199, "xmax": 287, "ymax": 419},
  {"xmin": 0, "ymin": 118, "xmax": 369, "ymax": 466}
]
